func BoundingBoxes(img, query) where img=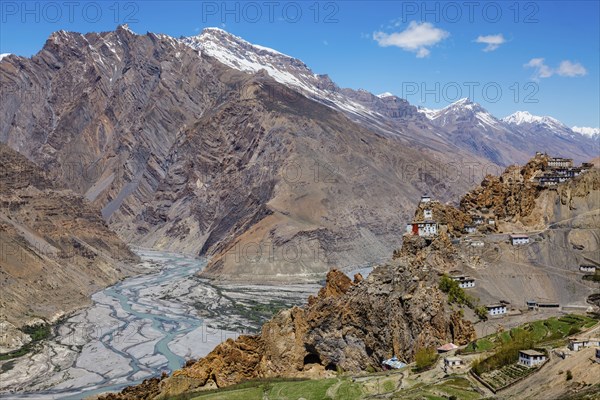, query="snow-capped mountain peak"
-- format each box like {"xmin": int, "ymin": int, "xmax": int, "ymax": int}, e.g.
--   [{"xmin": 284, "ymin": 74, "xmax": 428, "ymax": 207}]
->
[
  {"xmin": 572, "ymin": 126, "xmax": 600, "ymax": 138},
  {"xmin": 447, "ymin": 97, "xmax": 473, "ymax": 107},
  {"xmin": 181, "ymin": 27, "xmax": 375, "ymax": 118},
  {"xmin": 502, "ymin": 111, "xmax": 565, "ymax": 128},
  {"xmin": 417, "ymin": 98, "xmax": 501, "ymax": 131}
]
